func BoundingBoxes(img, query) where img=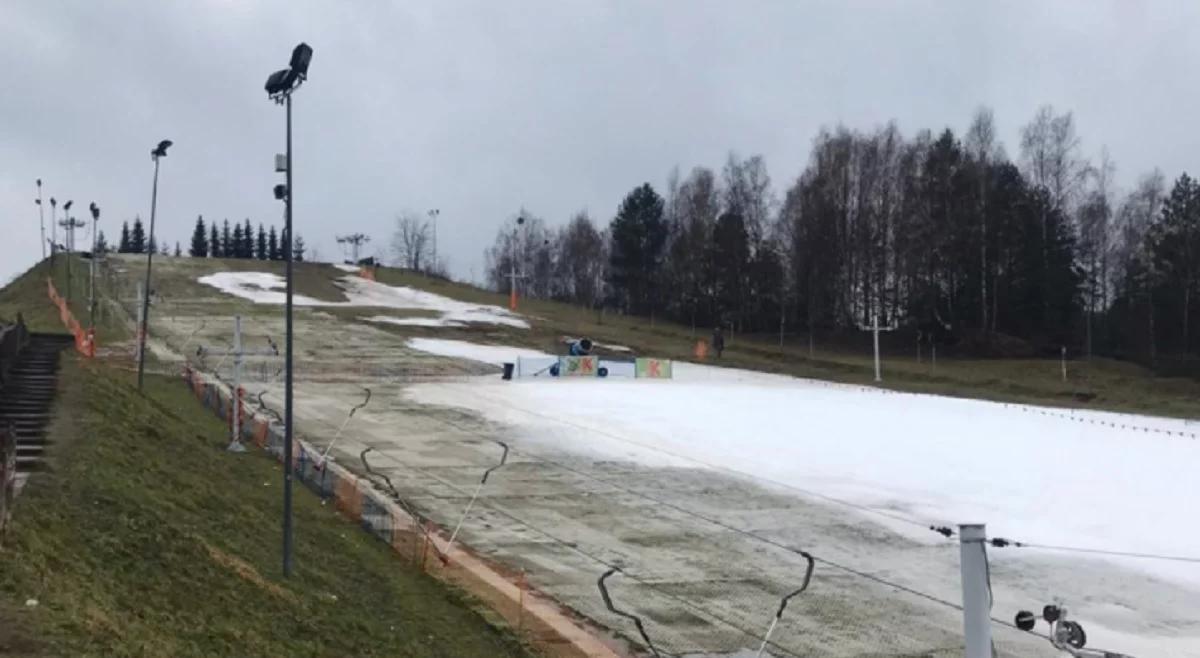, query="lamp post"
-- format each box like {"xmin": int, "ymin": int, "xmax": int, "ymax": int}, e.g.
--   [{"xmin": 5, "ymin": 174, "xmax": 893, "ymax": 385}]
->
[
  {"xmin": 428, "ymin": 208, "xmax": 440, "ymax": 274},
  {"xmin": 35, "ymin": 180, "xmax": 45, "ymax": 260},
  {"xmin": 89, "ymin": 203, "xmax": 100, "ymax": 328},
  {"xmin": 136, "ymin": 139, "xmax": 173, "ymax": 392},
  {"xmin": 59, "ymin": 200, "xmax": 75, "ymax": 300},
  {"xmin": 49, "ymin": 197, "xmax": 57, "ymax": 266},
  {"xmin": 265, "ymin": 41, "xmax": 312, "ymax": 578}
]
